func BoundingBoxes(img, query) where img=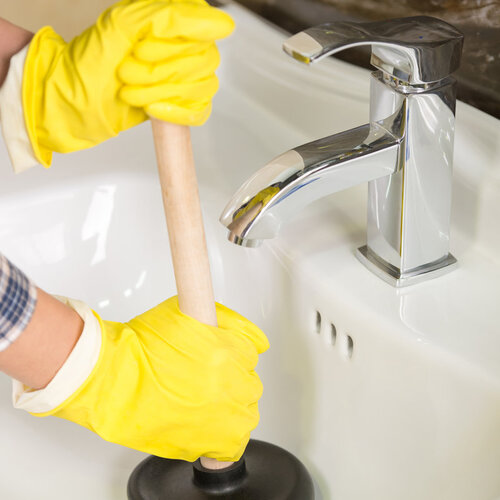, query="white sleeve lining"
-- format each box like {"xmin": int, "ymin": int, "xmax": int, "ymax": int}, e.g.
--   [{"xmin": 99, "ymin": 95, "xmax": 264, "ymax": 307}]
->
[
  {"xmin": 12, "ymin": 296, "xmax": 102, "ymax": 414},
  {"xmin": 0, "ymin": 45, "xmax": 40, "ymax": 173}
]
